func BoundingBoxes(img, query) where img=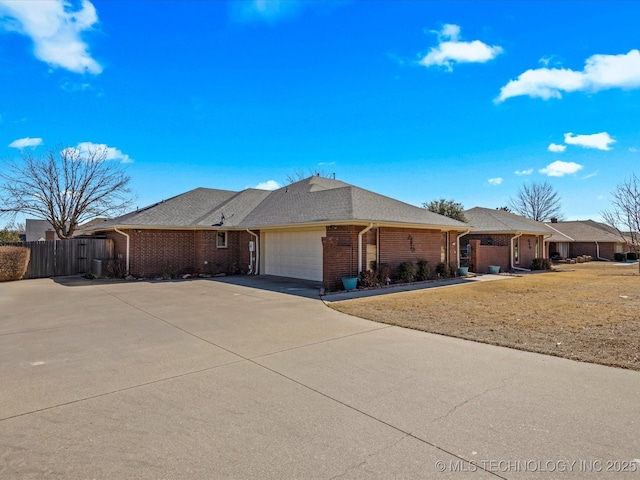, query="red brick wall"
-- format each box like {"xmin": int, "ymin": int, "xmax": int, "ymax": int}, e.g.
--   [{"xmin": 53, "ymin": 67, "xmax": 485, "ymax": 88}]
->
[
  {"xmin": 322, "ymin": 226, "xmax": 359, "ymax": 290},
  {"xmin": 517, "ymin": 234, "xmax": 542, "ymax": 268},
  {"xmin": 469, "ymin": 239, "xmax": 510, "ymax": 273},
  {"xmin": 379, "ymin": 227, "xmax": 456, "ymax": 276},
  {"xmin": 105, "ymin": 229, "xmax": 252, "ymax": 277}
]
